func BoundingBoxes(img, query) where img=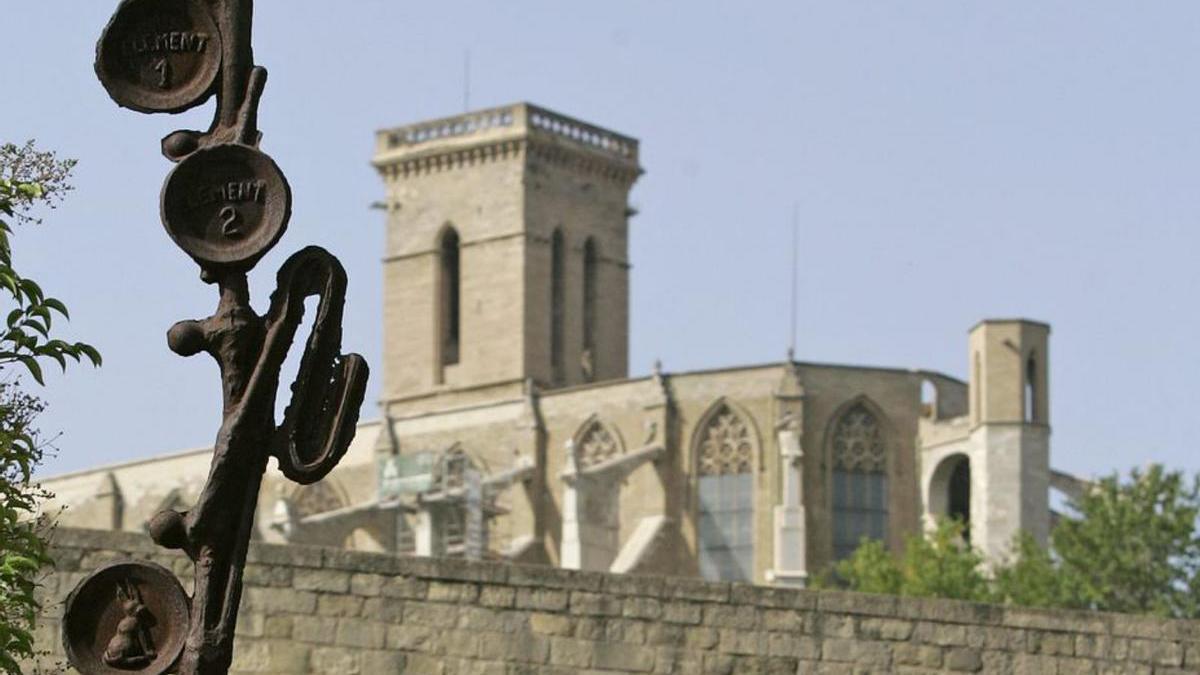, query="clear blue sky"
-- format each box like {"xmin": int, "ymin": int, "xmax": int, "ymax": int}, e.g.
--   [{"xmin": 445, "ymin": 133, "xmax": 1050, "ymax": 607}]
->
[{"xmin": 3, "ymin": 2, "xmax": 1198, "ymax": 480}]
